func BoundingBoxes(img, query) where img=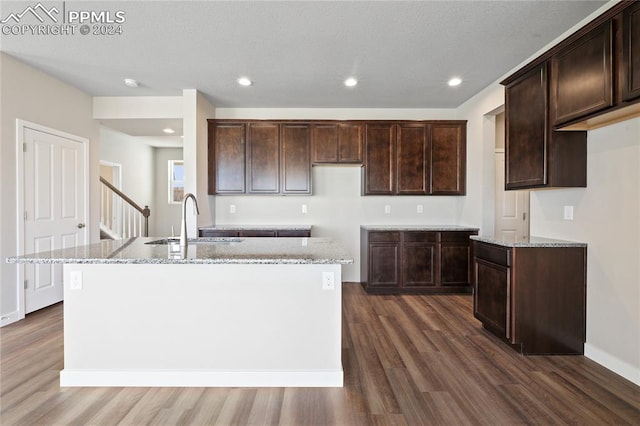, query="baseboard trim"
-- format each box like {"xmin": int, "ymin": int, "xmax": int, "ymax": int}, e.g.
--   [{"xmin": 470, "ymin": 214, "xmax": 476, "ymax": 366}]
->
[
  {"xmin": 60, "ymin": 369, "xmax": 344, "ymax": 388},
  {"xmin": 585, "ymin": 343, "xmax": 640, "ymax": 386}
]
